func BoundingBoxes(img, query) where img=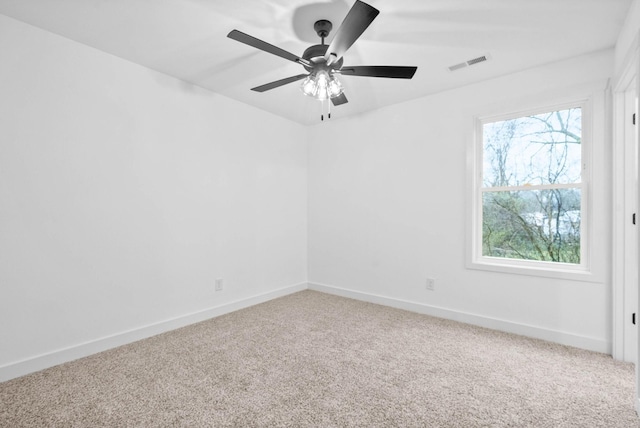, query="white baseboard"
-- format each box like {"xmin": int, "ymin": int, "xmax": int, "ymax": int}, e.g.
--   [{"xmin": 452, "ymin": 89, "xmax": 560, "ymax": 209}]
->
[
  {"xmin": 0, "ymin": 282, "xmax": 307, "ymax": 383},
  {"xmin": 1, "ymin": 280, "xmax": 611, "ymax": 383},
  {"xmin": 308, "ymin": 282, "xmax": 610, "ymax": 354}
]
